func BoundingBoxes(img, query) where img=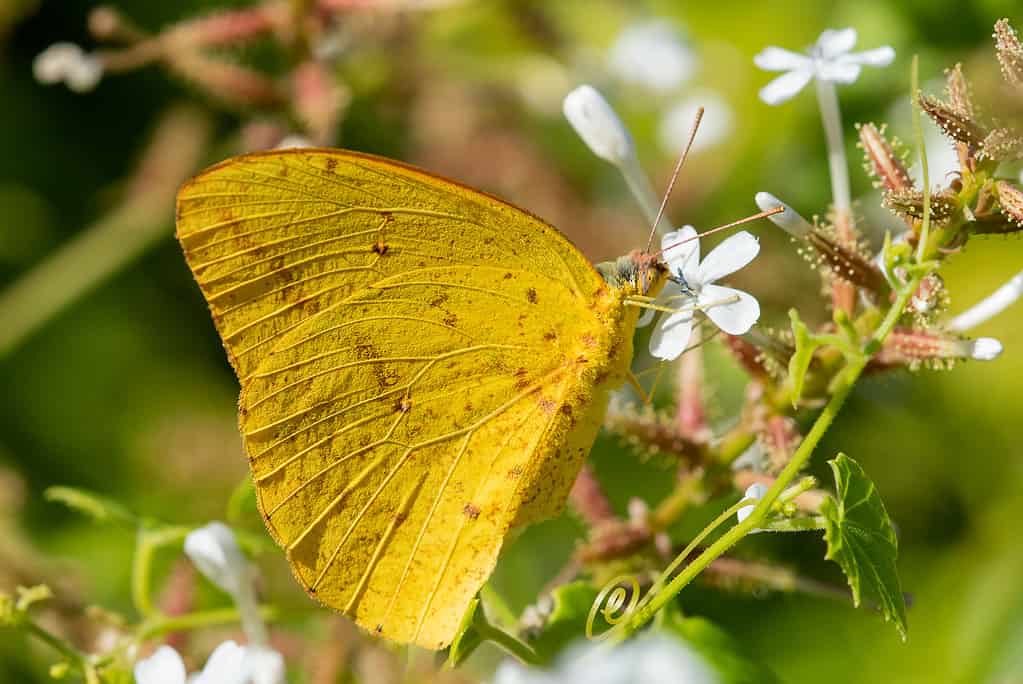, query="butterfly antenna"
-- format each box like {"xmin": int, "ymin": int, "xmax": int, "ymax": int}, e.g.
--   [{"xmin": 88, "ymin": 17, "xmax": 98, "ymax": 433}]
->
[
  {"xmin": 654, "ymin": 206, "xmax": 783, "ymax": 259},
  {"xmin": 644, "ymin": 106, "xmax": 704, "ymax": 254}
]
